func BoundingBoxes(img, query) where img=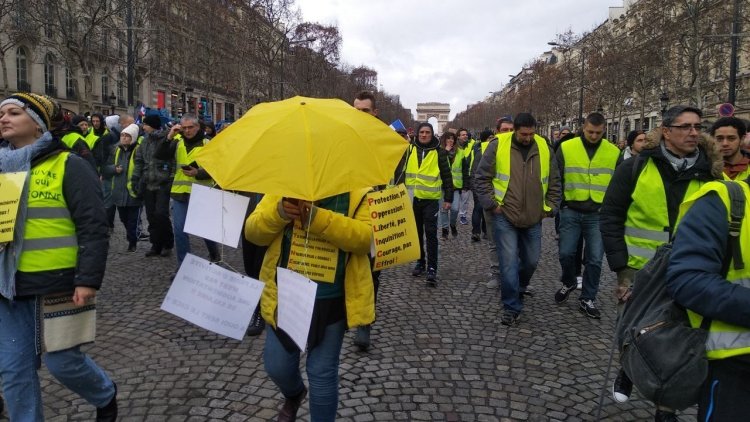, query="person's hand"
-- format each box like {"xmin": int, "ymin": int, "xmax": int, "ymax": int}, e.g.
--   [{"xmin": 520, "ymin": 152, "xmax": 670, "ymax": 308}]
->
[
  {"xmin": 493, "ymin": 205, "xmax": 503, "ymax": 215},
  {"xmin": 443, "ymin": 202, "xmax": 452, "ymax": 210},
  {"xmin": 616, "ymin": 267, "xmax": 636, "ymax": 303},
  {"xmin": 72, "ymin": 286, "xmax": 96, "ymax": 306},
  {"xmin": 167, "ymin": 124, "xmax": 182, "ymax": 140},
  {"xmin": 280, "ymin": 198, "xmax": 302, "ymax": 221},
  {"xmin": 181, "ymin": 167, "xmax": 198, "ymax": 177},
  {"xmin": 298, "ymin": 200, "xmax": 314, "ymax": 225}
]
